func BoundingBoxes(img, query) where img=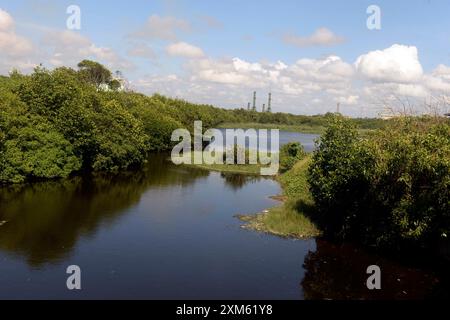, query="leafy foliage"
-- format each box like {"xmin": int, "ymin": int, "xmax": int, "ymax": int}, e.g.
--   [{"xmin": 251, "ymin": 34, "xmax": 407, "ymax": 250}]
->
[
  {"xmin": 308, "ymin": 114, "xmax": 450, "ymax": 250},
  {"xmin": 279, "ymin": 142, "xmax": 306, "ymax": 173},
  {"xmin": 77, "ymin": 60, "xmax": 113, "ymax": 88}
]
